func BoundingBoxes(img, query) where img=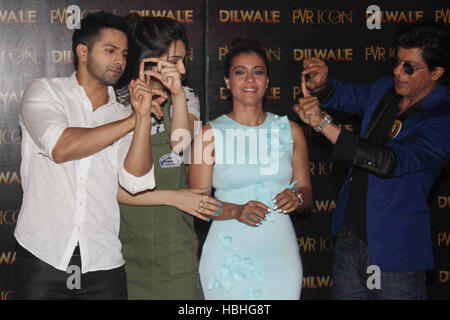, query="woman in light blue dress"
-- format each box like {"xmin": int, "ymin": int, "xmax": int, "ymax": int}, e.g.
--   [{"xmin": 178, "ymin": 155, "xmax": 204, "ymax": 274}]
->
[{"xmin": 188, "ymin": 39, "xmax": 312, "ymax": 300}]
